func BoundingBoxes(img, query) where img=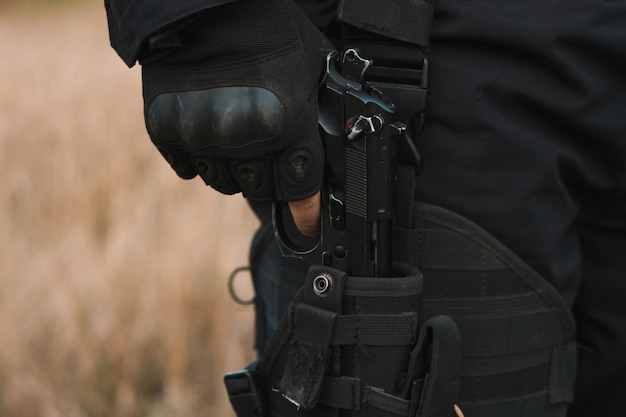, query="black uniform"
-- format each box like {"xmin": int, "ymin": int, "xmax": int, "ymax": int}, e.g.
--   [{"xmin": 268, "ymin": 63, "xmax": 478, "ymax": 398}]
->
[{"xmin": 105, "ymin": 0, "xmax": 626, "ymax": 415}]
